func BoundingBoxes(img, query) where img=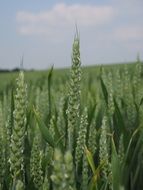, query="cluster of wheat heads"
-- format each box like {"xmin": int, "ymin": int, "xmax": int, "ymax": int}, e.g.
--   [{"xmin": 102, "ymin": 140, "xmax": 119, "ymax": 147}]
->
[{"xmin": 0, "ymin": 36, "xmax": 143, "ymax": 190}]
